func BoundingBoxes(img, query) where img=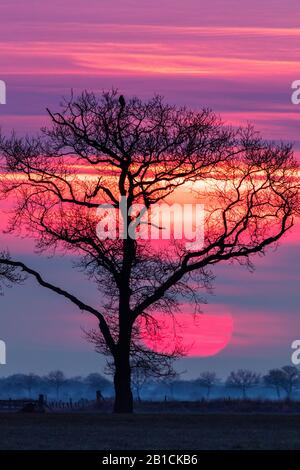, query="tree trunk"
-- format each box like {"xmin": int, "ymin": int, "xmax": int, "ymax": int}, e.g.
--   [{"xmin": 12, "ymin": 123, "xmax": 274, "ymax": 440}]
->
[
  {"xmin": 115, "ymin": 237, "xmax": 134, "ymax": 413},
  {"xmin": 114, "ymin": 354, "xmax": 133, "ymax": 413}
]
